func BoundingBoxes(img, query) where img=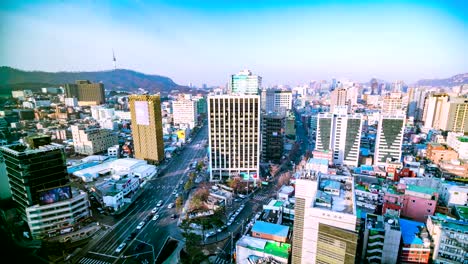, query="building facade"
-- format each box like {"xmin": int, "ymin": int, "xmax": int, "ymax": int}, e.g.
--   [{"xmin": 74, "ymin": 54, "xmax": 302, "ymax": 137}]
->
[
  {"xmin": 292, "ymin": 172, "xmax": 358, "ymax": 264},
  {"xmin": 374, "ymin": 115, "xmax": 405, "ymax": 166},
  {"xmin": 172, "ymin": 99, "xmax": 198, "ymax": 129},
  {"xmin": 208, "ymin": 95, "xmax": 260, "ymax": 181},
  {"xmin": 261, "ymin": 113, "xmax": 284, "ymax": 164},
  {"xmin": 129, "ymin": 95, "xmax": 164, "ymax": 164},
  {"xmin": 361, "ymin": 214, "xmax": 401, "ymax": 264},
  {"xmin": 64, "ymin": 80, "xmax": 105, "ymax": 105}
]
